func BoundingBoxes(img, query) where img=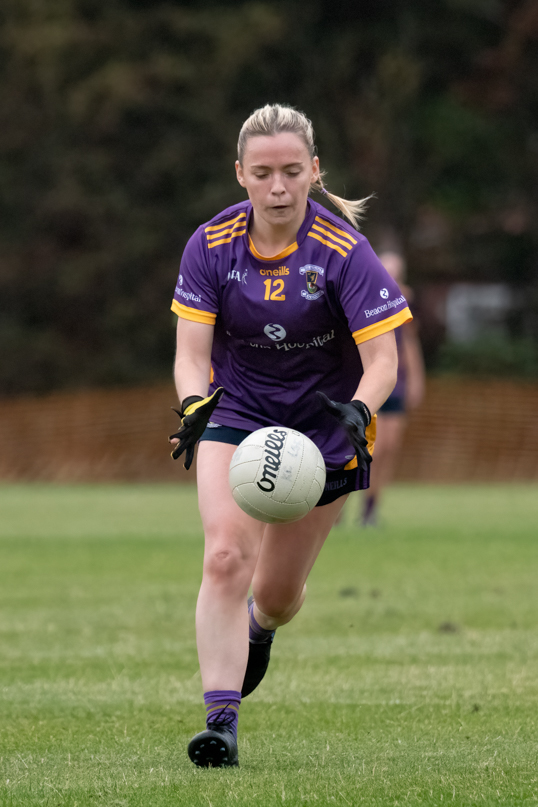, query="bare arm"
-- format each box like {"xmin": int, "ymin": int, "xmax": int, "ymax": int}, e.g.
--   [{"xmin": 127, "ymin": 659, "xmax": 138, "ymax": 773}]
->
[
  {"xmin": 174, "ymin": 317, "xmax": 214, "ymax": 405},
  {"xmin": 317, "ymin": 329, "xmax": 398, "ymax": 470},
  {"xmin": 354, "ymin": 330, "xmax": 398, "ymax": 415}
]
